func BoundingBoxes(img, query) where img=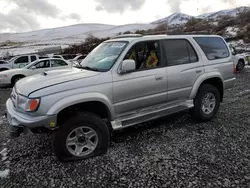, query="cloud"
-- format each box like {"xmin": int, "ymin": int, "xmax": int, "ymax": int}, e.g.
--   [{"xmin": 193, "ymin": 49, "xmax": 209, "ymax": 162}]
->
[
  {"xmin": 10, "ymin": 0, "xmax": 60, "ymax": 17},
  {"xmin": 94, "ymin": 0, "xmax": 146, "ymax": 13},
  {"xmin": 0, "ymin": 0, "xmax": 83, "ymax": 32},
  {"xmin": 0, "ymin": 9, "xmax": 40, "ymax": 32},
  {"xmin": 64, "ymin": 13, "xmax": 82, "ymax": 22}
]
